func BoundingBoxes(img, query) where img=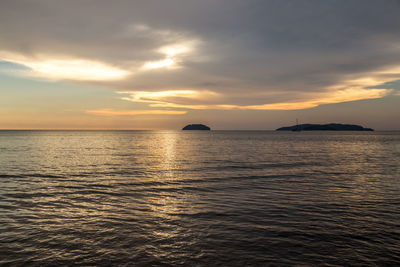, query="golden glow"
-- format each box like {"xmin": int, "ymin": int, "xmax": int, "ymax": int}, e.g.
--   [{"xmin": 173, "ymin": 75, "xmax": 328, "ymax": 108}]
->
[
  {"xmin": 86, "ymin": 109, "xmax": 186, "ymax": 116},
  {"xmin": 121, "ymin": 87, "xmax": 389, "ymax": 111},
  {"xmin": 142, "ymin": 58, "xmax": 175, "ymax": 70},
  {"xmin": 141, "ymin": 41, "xmax": 197, "ymax": 70},
  {"xmin": 376, "ymin": 65, "xmax": 400, "ymax": 75},
  {"xmin": 120, "ymin": 90, "xmax": 219, "ymax": 103},
  {"xmin": 244, "ymin": 87, "xmax": 389, "ymax": 110},
  {"xmin": 28, "ymin": 60, "xmax": 128, "ymax": 80},
  {"xmin": 129, "ymin": 90, "xmax": 198, "ymax": 99},
  {"xmin": 121, "ymin": 64, "xmax": 399, "ymax": 110},
  {"xmin": 0, "ymin": 52, "xmax": 129, "ymax": 81},
  {"xmin": 159, "ymin": 43, "xmax": 192, "ymax": 57}
]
